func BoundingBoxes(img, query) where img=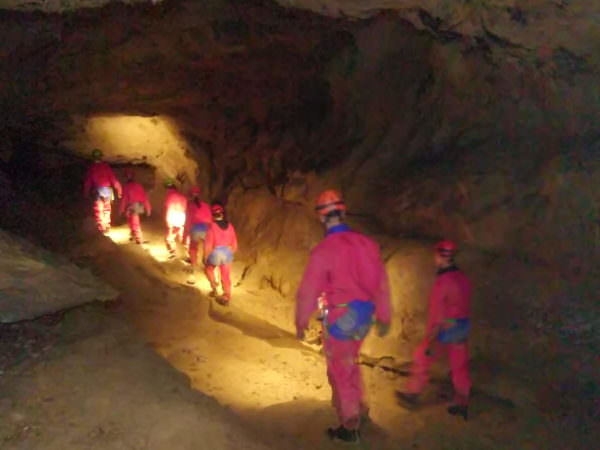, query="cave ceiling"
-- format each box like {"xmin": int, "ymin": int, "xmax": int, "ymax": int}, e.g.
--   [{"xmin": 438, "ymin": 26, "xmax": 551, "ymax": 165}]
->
[{"xmin": 0, "ymin": 0, "xmax": 598, "ymax": 196}]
